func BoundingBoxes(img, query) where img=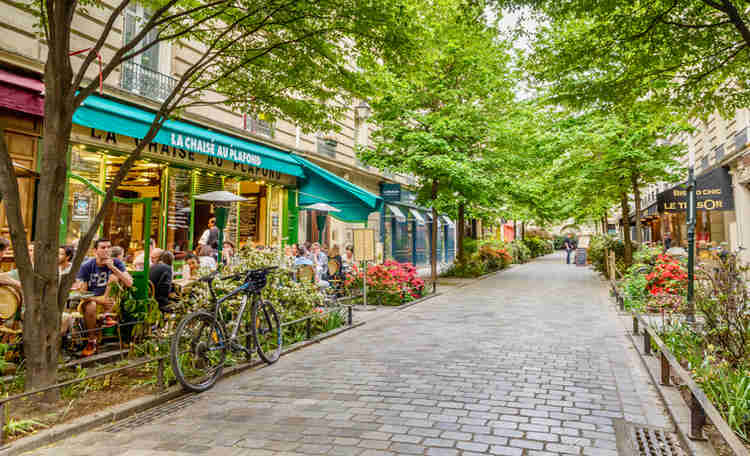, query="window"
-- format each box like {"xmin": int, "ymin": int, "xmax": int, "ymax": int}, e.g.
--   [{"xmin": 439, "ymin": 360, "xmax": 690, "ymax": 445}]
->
[
  {"xmin": 715, "ymin": 144, "xmax": 725, "ymax": 161},
  {"xmin": 121, "ymin": 4, "xmax": 175, "ymax": 100},
  {"xmin": 316, "ymin": 137, "xmax": 337, "ymax": 157},
  {"xmin": 244, "ymin": 113, "xmax": 275, "ymax": 138}
]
